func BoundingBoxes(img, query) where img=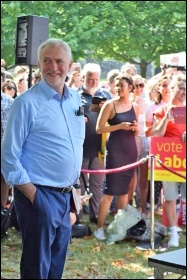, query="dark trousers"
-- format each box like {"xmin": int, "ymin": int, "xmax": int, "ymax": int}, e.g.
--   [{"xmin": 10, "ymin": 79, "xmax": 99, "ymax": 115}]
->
[{"xmin": 14, "ymin": 186, "xmax": 71, "ymax": 279}]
